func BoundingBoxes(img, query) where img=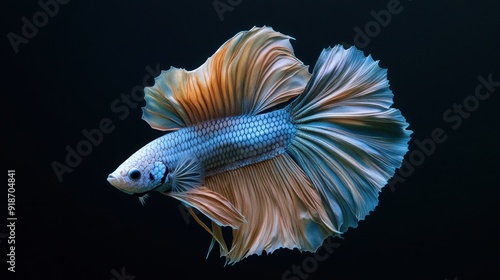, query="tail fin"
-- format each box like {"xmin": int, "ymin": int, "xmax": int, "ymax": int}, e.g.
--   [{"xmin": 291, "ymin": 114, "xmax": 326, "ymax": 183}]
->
[{"xmin": 287, "ymin": 45, "xmax": 411, "ymax": 233}]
